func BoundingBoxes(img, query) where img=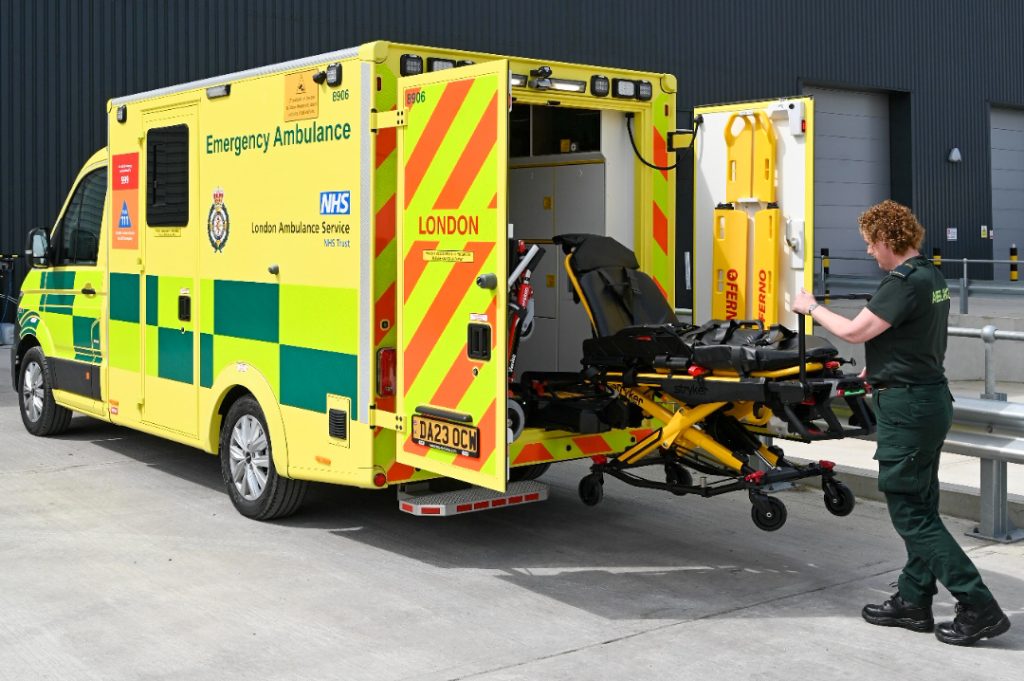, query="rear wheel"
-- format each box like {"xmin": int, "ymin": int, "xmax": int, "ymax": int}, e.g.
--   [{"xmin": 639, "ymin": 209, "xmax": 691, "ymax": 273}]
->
[
  {"xmin": 665, "ymin": 461, "xmax": 692, "ymax": 495},
  {"xmin": 19, "ymin": 347, "xmax": 73, "ymax": 436},
  {"xmin": 578, "ymin": 473, "xmax": 604, "ymax": 506},
  {"xmin": 220, "ymin": 395, "xmax": 307, "ymax": 520}
]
